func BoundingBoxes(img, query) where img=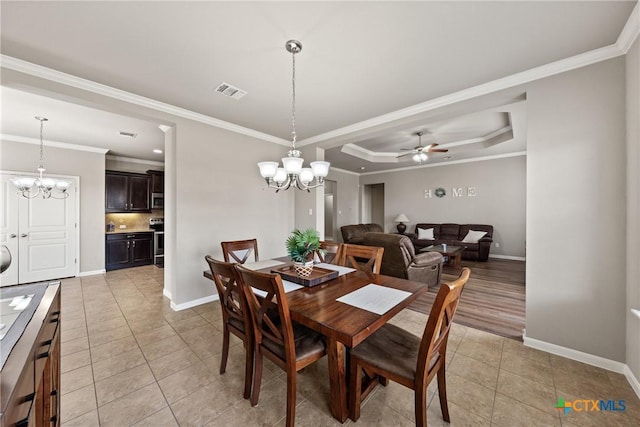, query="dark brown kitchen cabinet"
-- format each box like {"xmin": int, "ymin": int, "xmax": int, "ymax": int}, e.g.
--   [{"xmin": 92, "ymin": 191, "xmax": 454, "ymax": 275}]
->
[
  {"xmin": 105, "ymin": 171, "xmax": 150, "ymax": 213},
  {"xmin": 147, "ymin": 170, "xmax": 164, "ymax": 194},
  {"xmin": 106, "ymin": 232, "xmax": 153, "ymax": 271},
  {"xmin": 1, "ymin": 283, "xmax": 60, "ymax": 427}
]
